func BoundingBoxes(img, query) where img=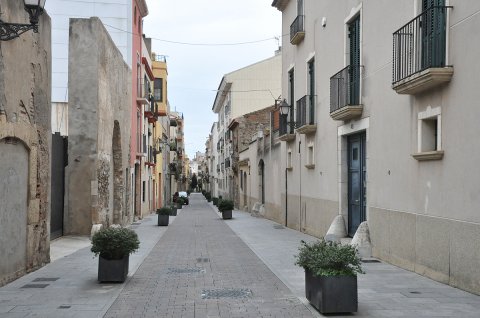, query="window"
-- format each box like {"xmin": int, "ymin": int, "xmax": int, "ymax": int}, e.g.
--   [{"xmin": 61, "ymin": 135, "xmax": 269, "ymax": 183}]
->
[
  {"xmin": 413, "ymin": 106, "xmax": 443, "ymax": 160},
  {"xmin": 307, "ymin": 144, "xmax": 314, "ymax": 167},
  {"xmin": 287, "ymin": 150, "xmax": 293, "ymax": 170},
  {"xmin": 348, "ymin": 15, "xmax": 361, "ymax": 105},
  {"xmin": 308, "ymin": 58, "xmax": 315, "ymax": 124},
  {"xmin": 134, "ymin": 7, "xmax": 137, "ymax": 25},
  {"xmin": 142, "ymin": 181, "xmax": 146, "ymax": 202},
  {"xmin": 288, "ymin": 68, "xmax": 295, "ymax": 132},
  {"xmin": 297, "ymin": 0, "xmax": 304, "ymax": 15},
  {"xmin": 154, "ymin": 78, "xmax": 163, "ymax": 102}
]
